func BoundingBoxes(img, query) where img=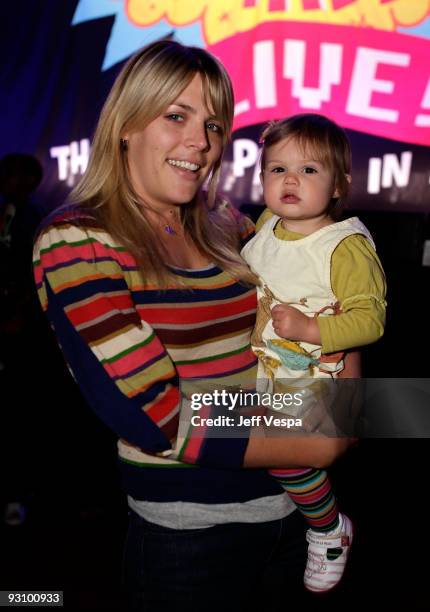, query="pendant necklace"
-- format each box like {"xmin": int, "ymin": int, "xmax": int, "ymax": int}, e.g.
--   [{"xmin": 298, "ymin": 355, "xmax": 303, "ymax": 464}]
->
[
  {"xmin": 163, "ymin": 223, "xmax": 177, "ymax": 235},
  {"xmin": 161, "ymin": 209, "xmax": 181, "ymax": 236}
]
